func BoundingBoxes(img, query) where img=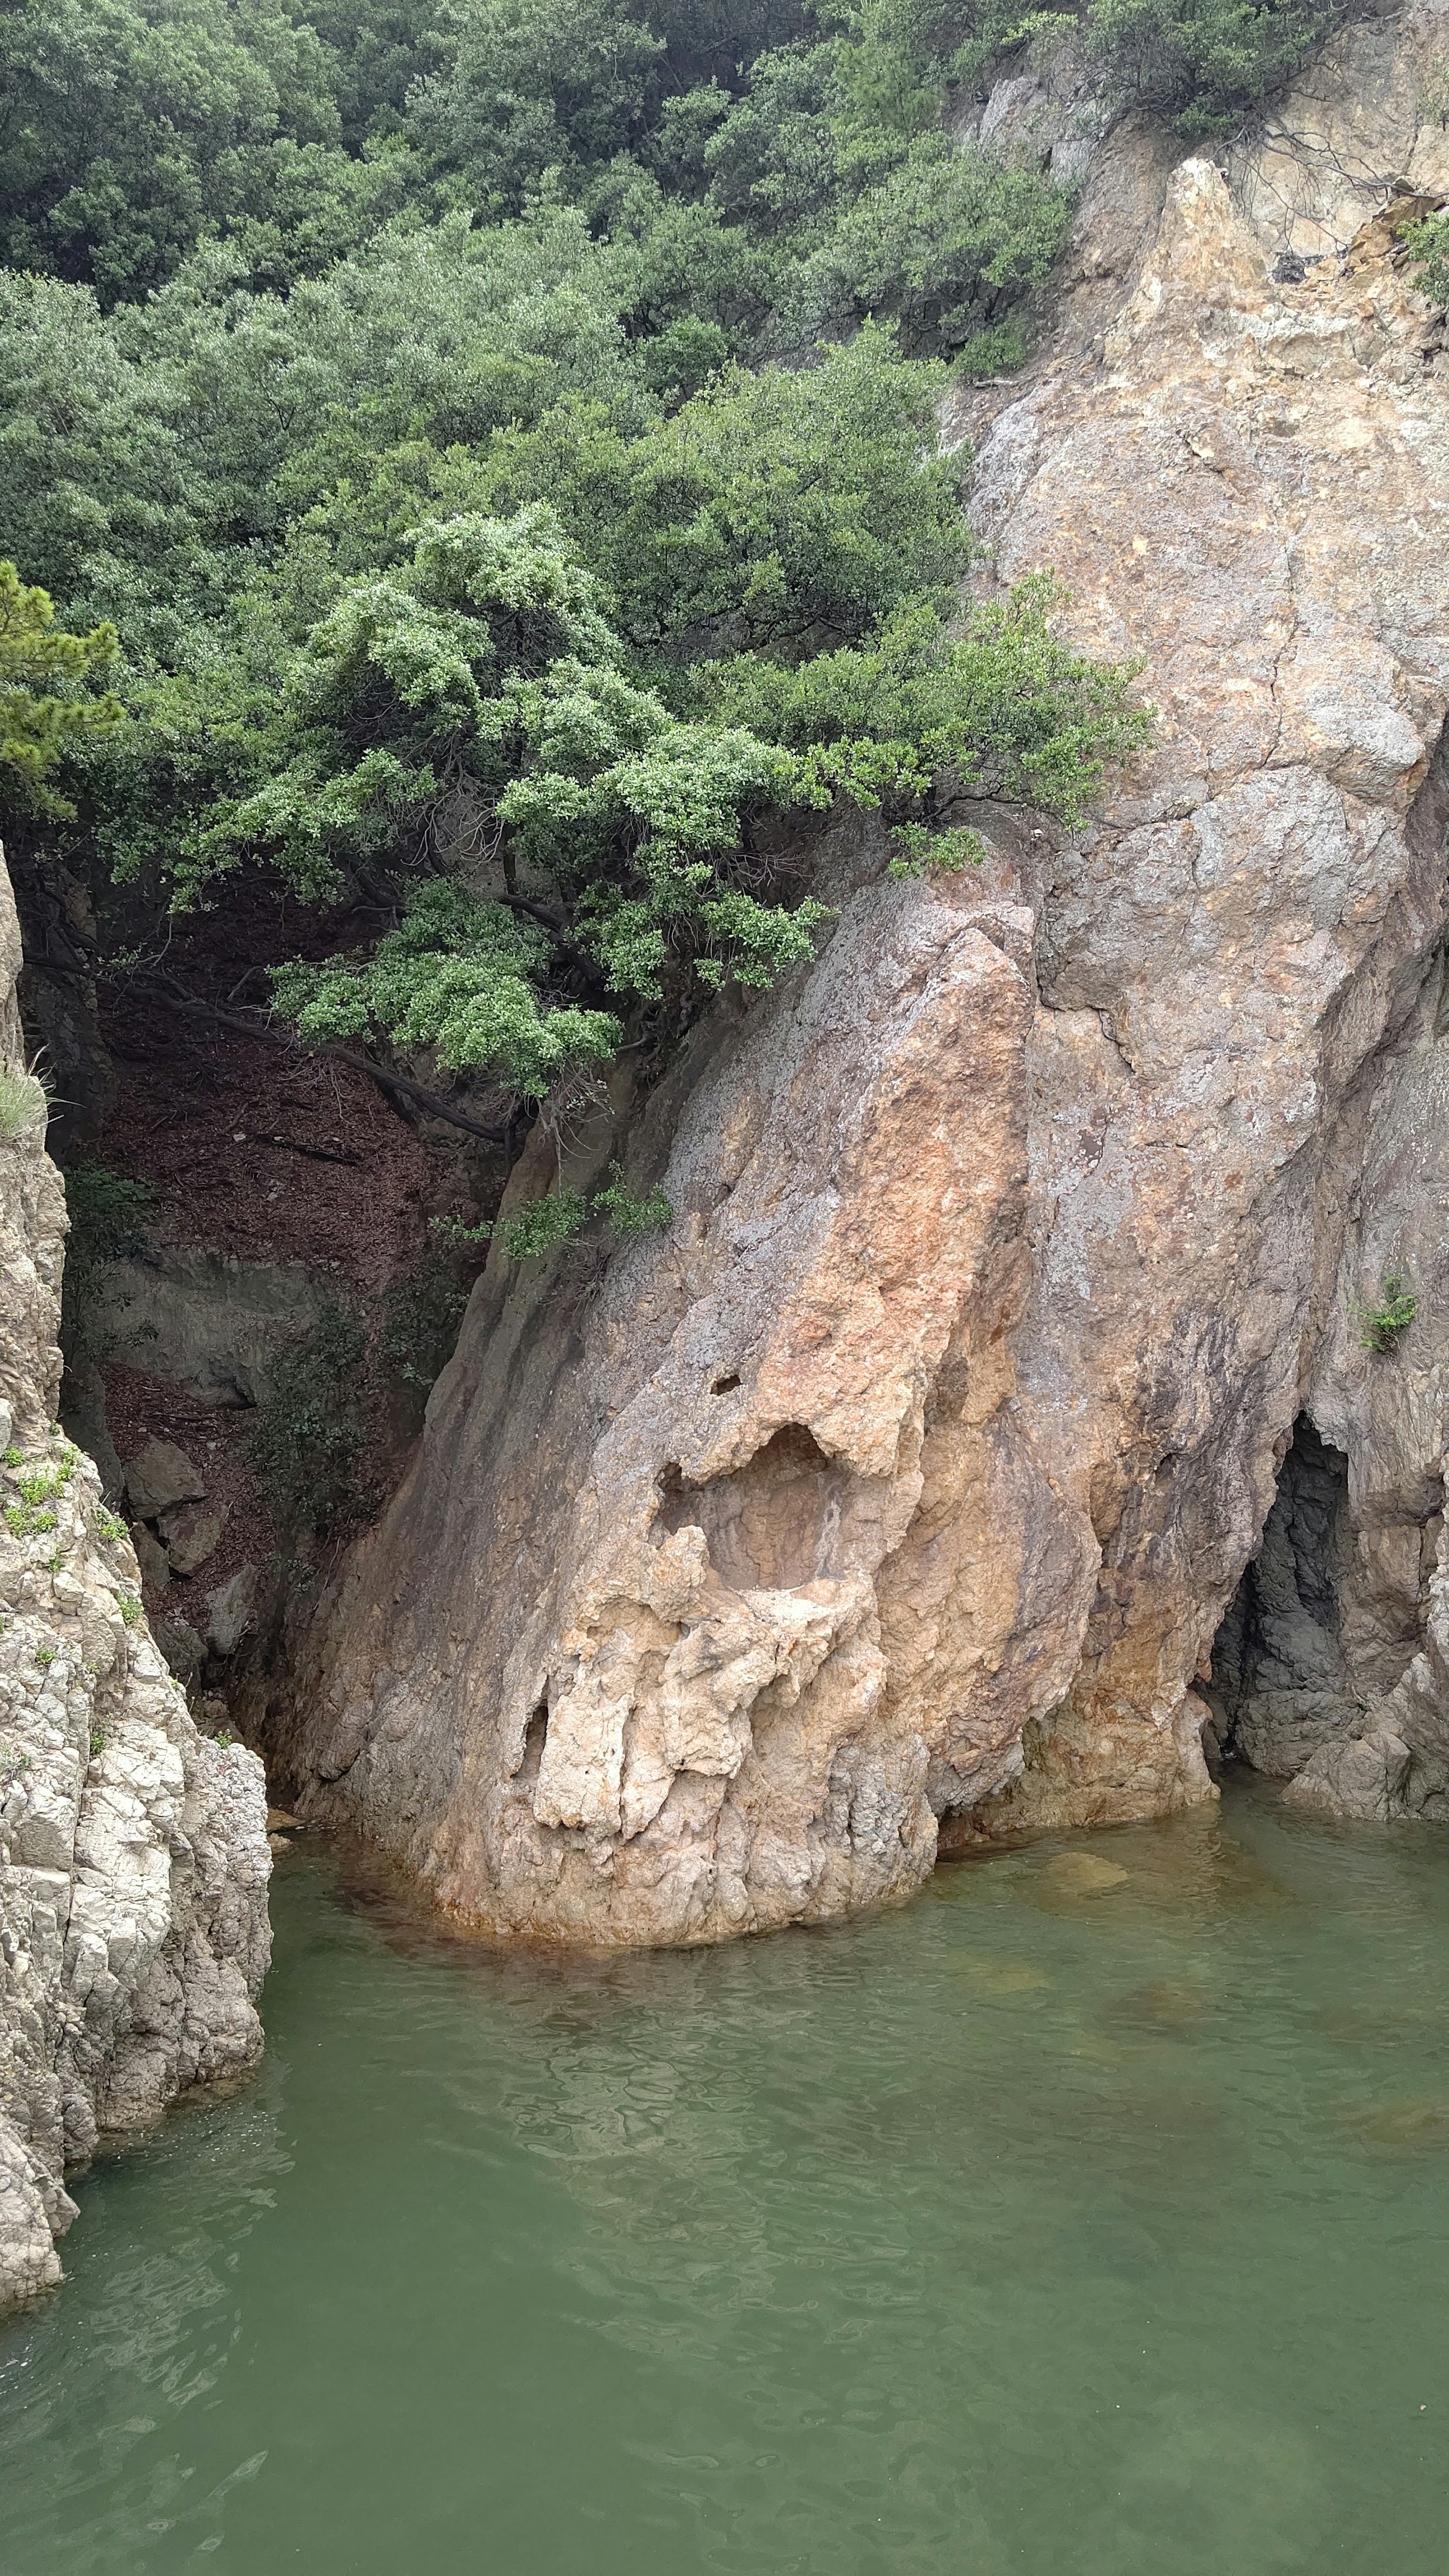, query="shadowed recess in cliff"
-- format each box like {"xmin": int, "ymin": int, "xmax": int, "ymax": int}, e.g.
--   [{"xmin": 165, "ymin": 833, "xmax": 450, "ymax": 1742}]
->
[
  {"xmin": 1206, "ymin": 1418, "xmax": 1361, "ymax": 1779},
  {"xmin": 656, "ymin": 1425, "xmax": 847, "ymax": 1592}
]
